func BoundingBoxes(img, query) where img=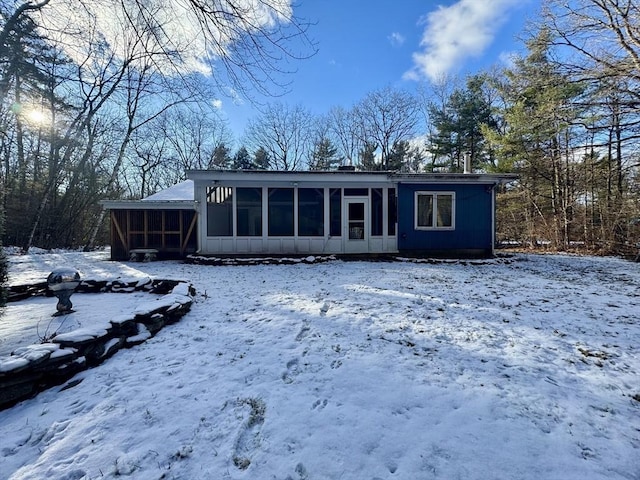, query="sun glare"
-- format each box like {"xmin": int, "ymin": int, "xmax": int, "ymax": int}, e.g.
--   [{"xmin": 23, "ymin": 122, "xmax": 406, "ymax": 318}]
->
[{"xmin": 25, "ymin": 108, "xmax": 51, "ymax": 126}]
